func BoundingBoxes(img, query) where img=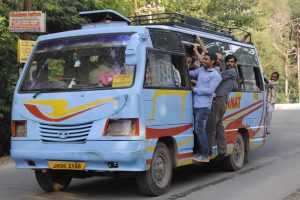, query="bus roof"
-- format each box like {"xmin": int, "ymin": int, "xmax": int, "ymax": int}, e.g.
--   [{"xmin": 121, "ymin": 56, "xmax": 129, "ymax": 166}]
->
[
  {"xmin": 37, "ymin": 23, "xmax": 254, "ymax": 49},
  {"xmin": 36, "ymin": 10, "xmax": 255, "ymax": 49}
]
